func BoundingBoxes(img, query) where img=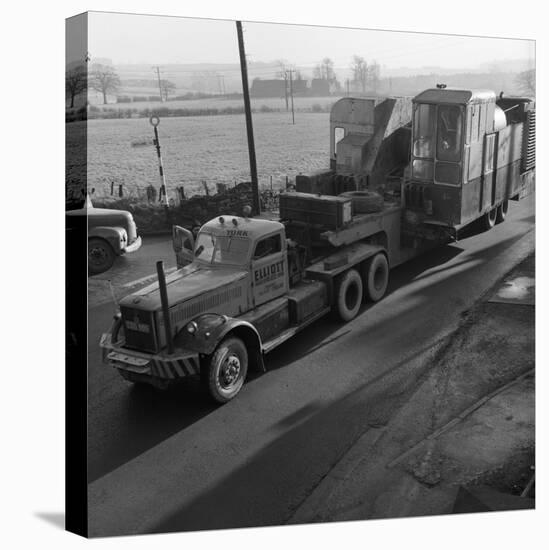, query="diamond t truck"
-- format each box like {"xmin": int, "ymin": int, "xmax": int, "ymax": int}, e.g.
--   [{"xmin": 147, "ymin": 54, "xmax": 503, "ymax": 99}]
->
[{"xmin": 100, "ymin": 87, "xmax": 535, "ymax": 403}]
